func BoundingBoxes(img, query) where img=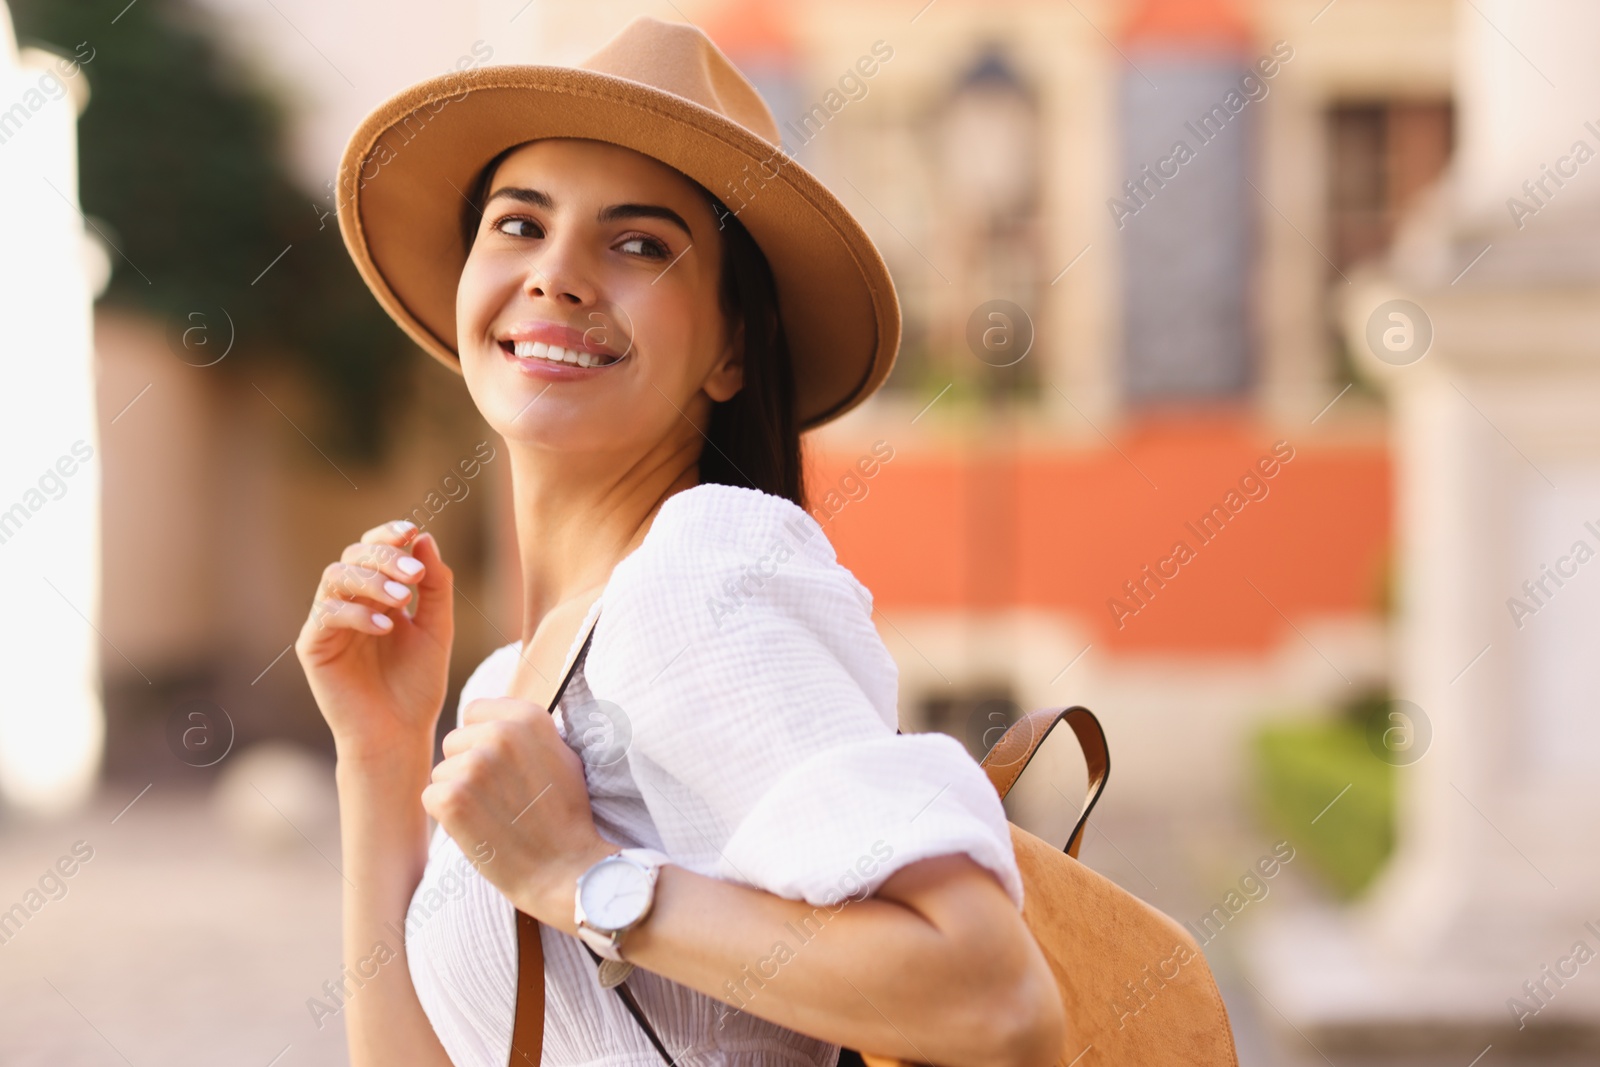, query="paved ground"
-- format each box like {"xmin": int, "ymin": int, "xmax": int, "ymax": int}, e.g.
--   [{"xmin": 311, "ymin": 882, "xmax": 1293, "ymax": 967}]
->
[
  {"xmin": 0, "ymin": 774, "xmax": 1589, "ymax": 1066},
  {"xmin": 0, "ymin": 777, "xmax": 351, "ymax": 1067}
]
